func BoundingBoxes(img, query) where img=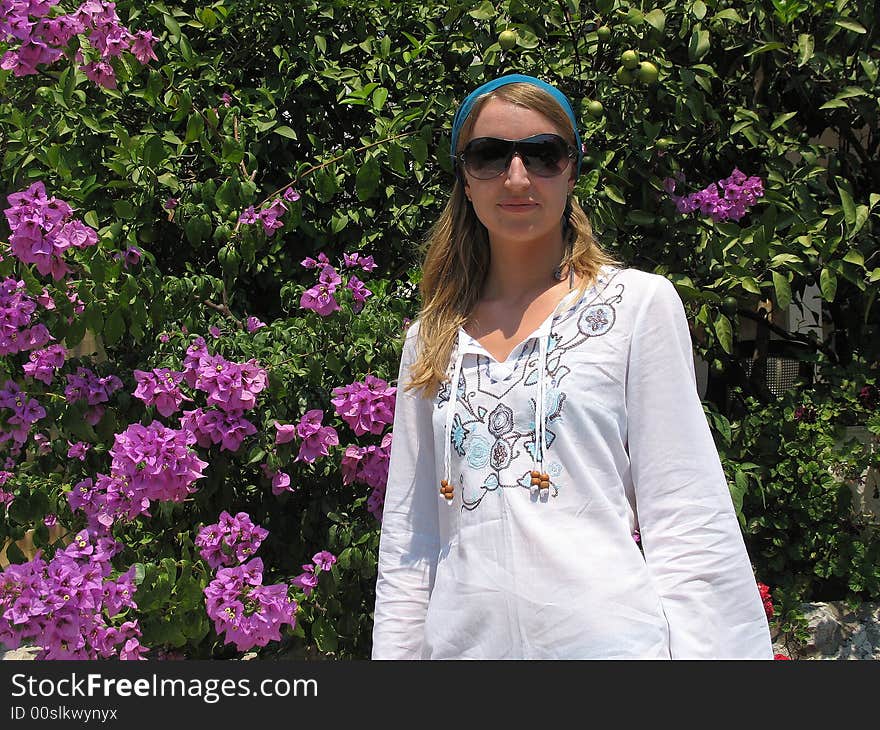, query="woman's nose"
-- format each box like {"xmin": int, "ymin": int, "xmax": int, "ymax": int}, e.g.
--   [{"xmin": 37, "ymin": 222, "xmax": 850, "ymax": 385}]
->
[{"xmin": 504, "ymin": 153, "xmax": 531, "ymax": 186}]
